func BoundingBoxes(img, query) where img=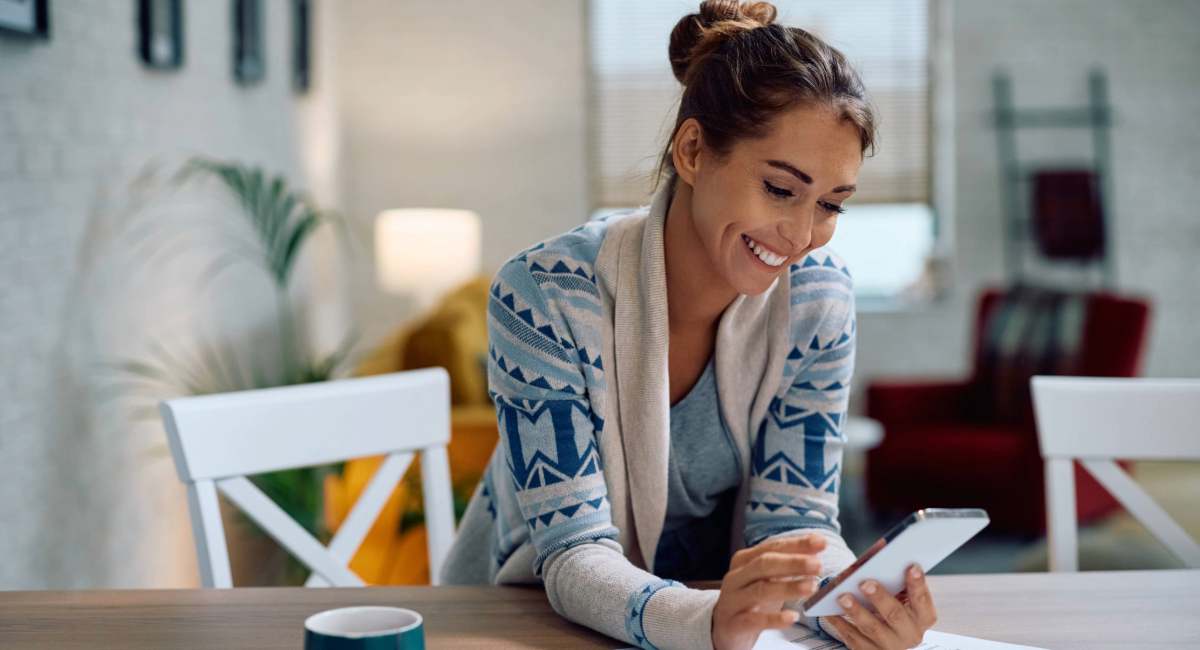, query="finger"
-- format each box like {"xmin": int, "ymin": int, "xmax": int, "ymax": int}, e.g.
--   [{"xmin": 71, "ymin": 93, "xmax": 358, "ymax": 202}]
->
[
  {"xmin": 859, "ymin": 580, "xmax": 920, "ymax": 643},
  {"xmin": 729, "ymin": 533, "xmax": 827, "ymax": 570},
  {"xmin": 904, "ymin": 564, "xmax": 939, "ymax": 628},
  {"xmin": 731, "ymin": 609, "xmax": 801, "ymax": 633},
  {"xmin": 826, "ymin": 615, "xmax": 880, "ymax": 650},
  {"xmin": 725, "ymin": 552, "xmax": 823, "ymax": 590},
  {"xmin": 726, "ymin": 577, "xmax": 818, "ymax": 613},
  {"xmin": 836, "ymin": 593, "xmax": 899, "ymax": 647}
]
